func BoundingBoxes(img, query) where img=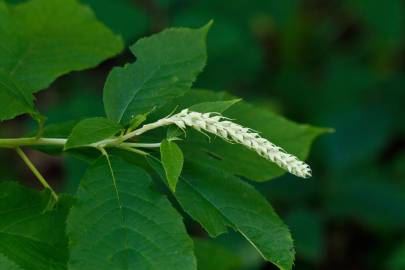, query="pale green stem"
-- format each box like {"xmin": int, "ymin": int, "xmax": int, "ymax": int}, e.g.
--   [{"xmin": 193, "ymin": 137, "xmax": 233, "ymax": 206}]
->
[
  {"xmin": 0, "ymin": 138, "xmax": 66, "ymax": 148},
  {"xmin": 0, "ymin": 137, "xmax": 161, "ymax": 149},
  {"xmin": 117, "ymin": 146, "xmax": 149, "ymax": 156},
  {"xmin": 15, "ymin": 147, "xmax": 58, "ymax": 201},
  {"xmin": 121, "ymin": 121, "xmax": 172, "ymax": 141},
  {"xmin": 121, "ymin": 142, "xmax": 161, "ymax": 148}
]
